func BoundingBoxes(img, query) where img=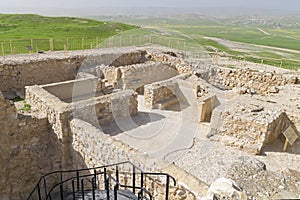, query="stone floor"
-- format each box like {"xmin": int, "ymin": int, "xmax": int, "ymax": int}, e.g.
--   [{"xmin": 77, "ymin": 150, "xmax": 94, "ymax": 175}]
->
[
  {"xmin": 96, "ymin": 80, "xmax": 300, "ymax": 200},
  {"xmin": 104, "ymin": 93, "xmax": 205, "ymax": 160},
  {"xmin": 100, "ymin": 90, "xmax": 300, "ymax": 188}
]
